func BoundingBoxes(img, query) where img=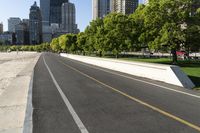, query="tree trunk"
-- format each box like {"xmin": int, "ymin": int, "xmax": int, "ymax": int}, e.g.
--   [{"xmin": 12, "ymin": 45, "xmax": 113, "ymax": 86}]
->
[
  {"xmin": 99, "ymin": 51, "xmax": 102, "ymax": 57},
  {"xmin": 171, "ymin": 49, "xmax": 177, "ymax": 64}
]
